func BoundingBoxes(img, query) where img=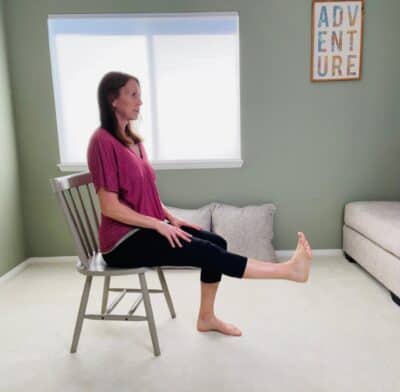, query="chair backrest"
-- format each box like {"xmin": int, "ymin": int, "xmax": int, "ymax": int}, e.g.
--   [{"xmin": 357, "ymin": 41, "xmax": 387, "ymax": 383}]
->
[{"xmin": 50, "ymin": 171, "xmax": 100, "ymax": 268}]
